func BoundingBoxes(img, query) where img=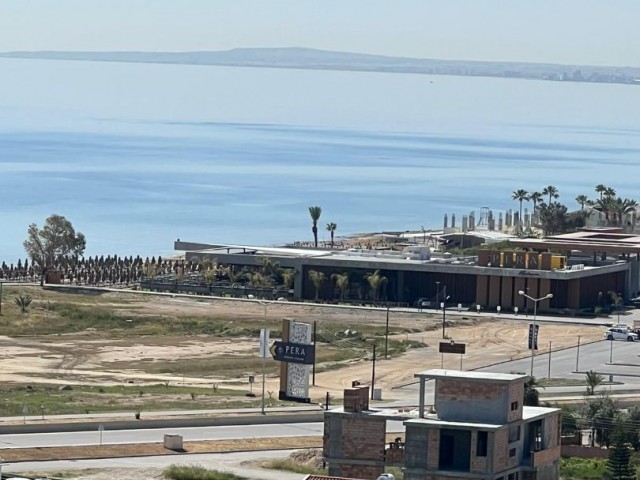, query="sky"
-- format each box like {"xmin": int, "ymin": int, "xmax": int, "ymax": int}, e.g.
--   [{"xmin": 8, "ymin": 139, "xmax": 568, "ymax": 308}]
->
[{"xmin": 1, "ymin": 0, "xmax": 639, "ymax": 67}]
